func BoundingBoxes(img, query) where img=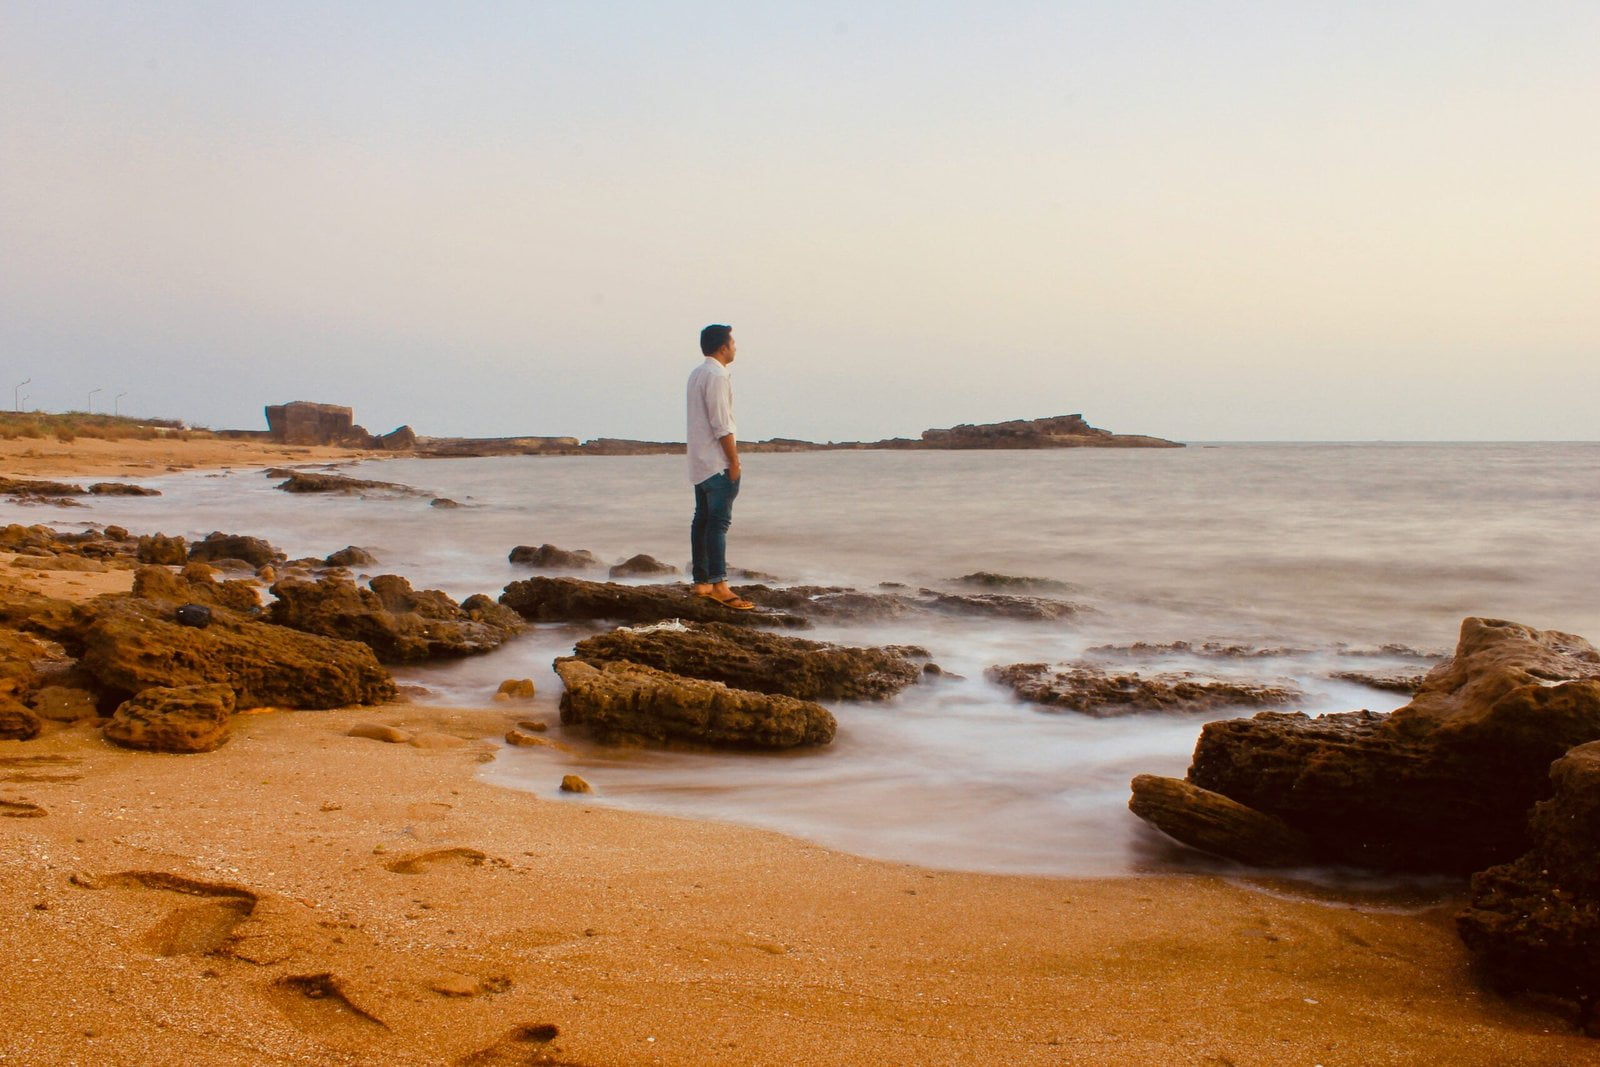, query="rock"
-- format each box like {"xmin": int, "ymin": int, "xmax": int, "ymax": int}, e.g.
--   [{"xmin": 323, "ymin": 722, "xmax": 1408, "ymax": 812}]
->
[
  {"xmin": 87, "ymin": 482, "xmax": 160, "ymax": 496},
  {"xmin": 495, "ymin": 678, "xmax": 535, "ymax": 700},
  {"xmin": 267, "ymin": 574, "xmax": 524, "ymax": 663},
  {"xmin": 9, "ymin": 555, "xmax": 108, "ymax": 573},
  {"xmin": 1331, "ymin": 669, "xmax": 1426, "ymax": 694},
  {"xmin": 103, "ymin": 683, "xmax": 236, "ymax": 753},
  {"xmin": 608, "ymin": 554, "xmax": 679, "ymax": 579},
  {"xmin": 409, "ymin": 731, "xmax": 467, "ymax": 749},
  {"xmin": 0, "ymin": 697, "xmax": 44, "ymax": 740},
  {"xmin": 991, "ymin": 662, "xmax": 1301, "ymax": 716},
  {"xmin": 1143, "ymin": 618, "xmax": 1600, "ymax": 873},
  {"xmin": 505, "ymin": 728, "xmax": 570, "ymax": 751},
  {"xmin": 136, "ymin": 534, "xmax": 189, "ymax": 566},
  {"xmin": 347, "ymin": 723, "xmax": 411, "ymax": 744},
  {"xmin": 1458, "ymin": 741, "xmax": 1600, "ymax": 1032},
  {"xmin": 500, "ymin": 577, "xmax": 808, "ymax": 629},
  {"xmin": 925, "ymin": 591, "xmax": 1082, "ymax": 621},
  {"xmin": 430, "ymin": 498, "xmax": 460, "ymax": 509},
  {"xmin": 0, "ymin": 628, "xmax": 46, "ymax": 699},
  {"xmin": 917, "ymin": 413, "xmax": 1182, "ymax": 449},
  {"xmin": 30, "ymin": 686, "xmax": 100, "ymax": 723},
  {"xmin": 188, "ymin": 532, "xmax": 283, "ymax": 569},
  {"xmin": 569, "ymin": 621, "xmax": 924, "ymax": 701},
  {"xmin": 265, "ymin": 401, "xmax": 358, "ymax": 445},
  {"xmin": 555, "ymin": 659, "xmax": 836, "ymax": 749},
  {"xmin": 560, "ymin": 774, "xmax": 592, "ymax": 794},
  {"xmin": 79, "ymin": 598, "xmax": 396, "ymax": 709},
  {"xmin": 515, "ymin": 720, "xmax": 547, "ymax": 732},
  {"xmin": 1129, "ymin": 775, "xmax": 1315, "ymax": 867},
  {"xmin": 741, "ymin": 585, "xmax": 919, "ymax": 620},
  {"xmin": 374, "ymin": 425, "xmax": 416, "ymax": 451},
  {"xmin": 951, "ymin": 572, "xmax": 1074, "ymax": 593},
  {"xmin": 131, "ymin": 565, "xmax": 261, "ymax": 614},
  {"xmin": 0, "ymin": 476, "xmax": 87, "ymax": 498},
  {"xmin": 276, "ymin": 471, "xmax": 419, "ymax": 495},
  {"xmin": 325, "ymin": 546, "xmax": 377, "ymax": 568},
  {"xmin": 508, "ymin": 544, "xmax": 601, "ymax": 570}
]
